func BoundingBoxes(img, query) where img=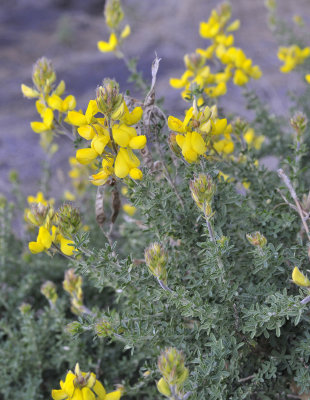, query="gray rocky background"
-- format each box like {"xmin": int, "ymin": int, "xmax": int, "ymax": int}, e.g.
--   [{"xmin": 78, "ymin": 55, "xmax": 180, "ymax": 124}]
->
[{"xmin": 1, "ymin": 0, "xmax": 310, "ymax": 200}]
